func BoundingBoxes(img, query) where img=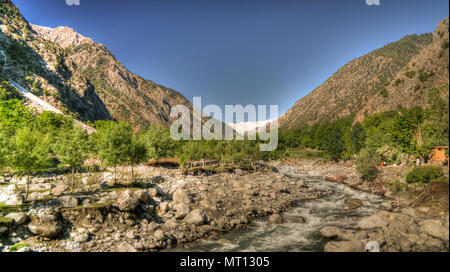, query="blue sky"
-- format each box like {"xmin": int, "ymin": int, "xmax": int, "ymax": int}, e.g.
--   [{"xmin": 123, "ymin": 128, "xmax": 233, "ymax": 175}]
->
[{"xmin": 12, "ymin": 0, "xmax": 449, "ymax": 118}]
